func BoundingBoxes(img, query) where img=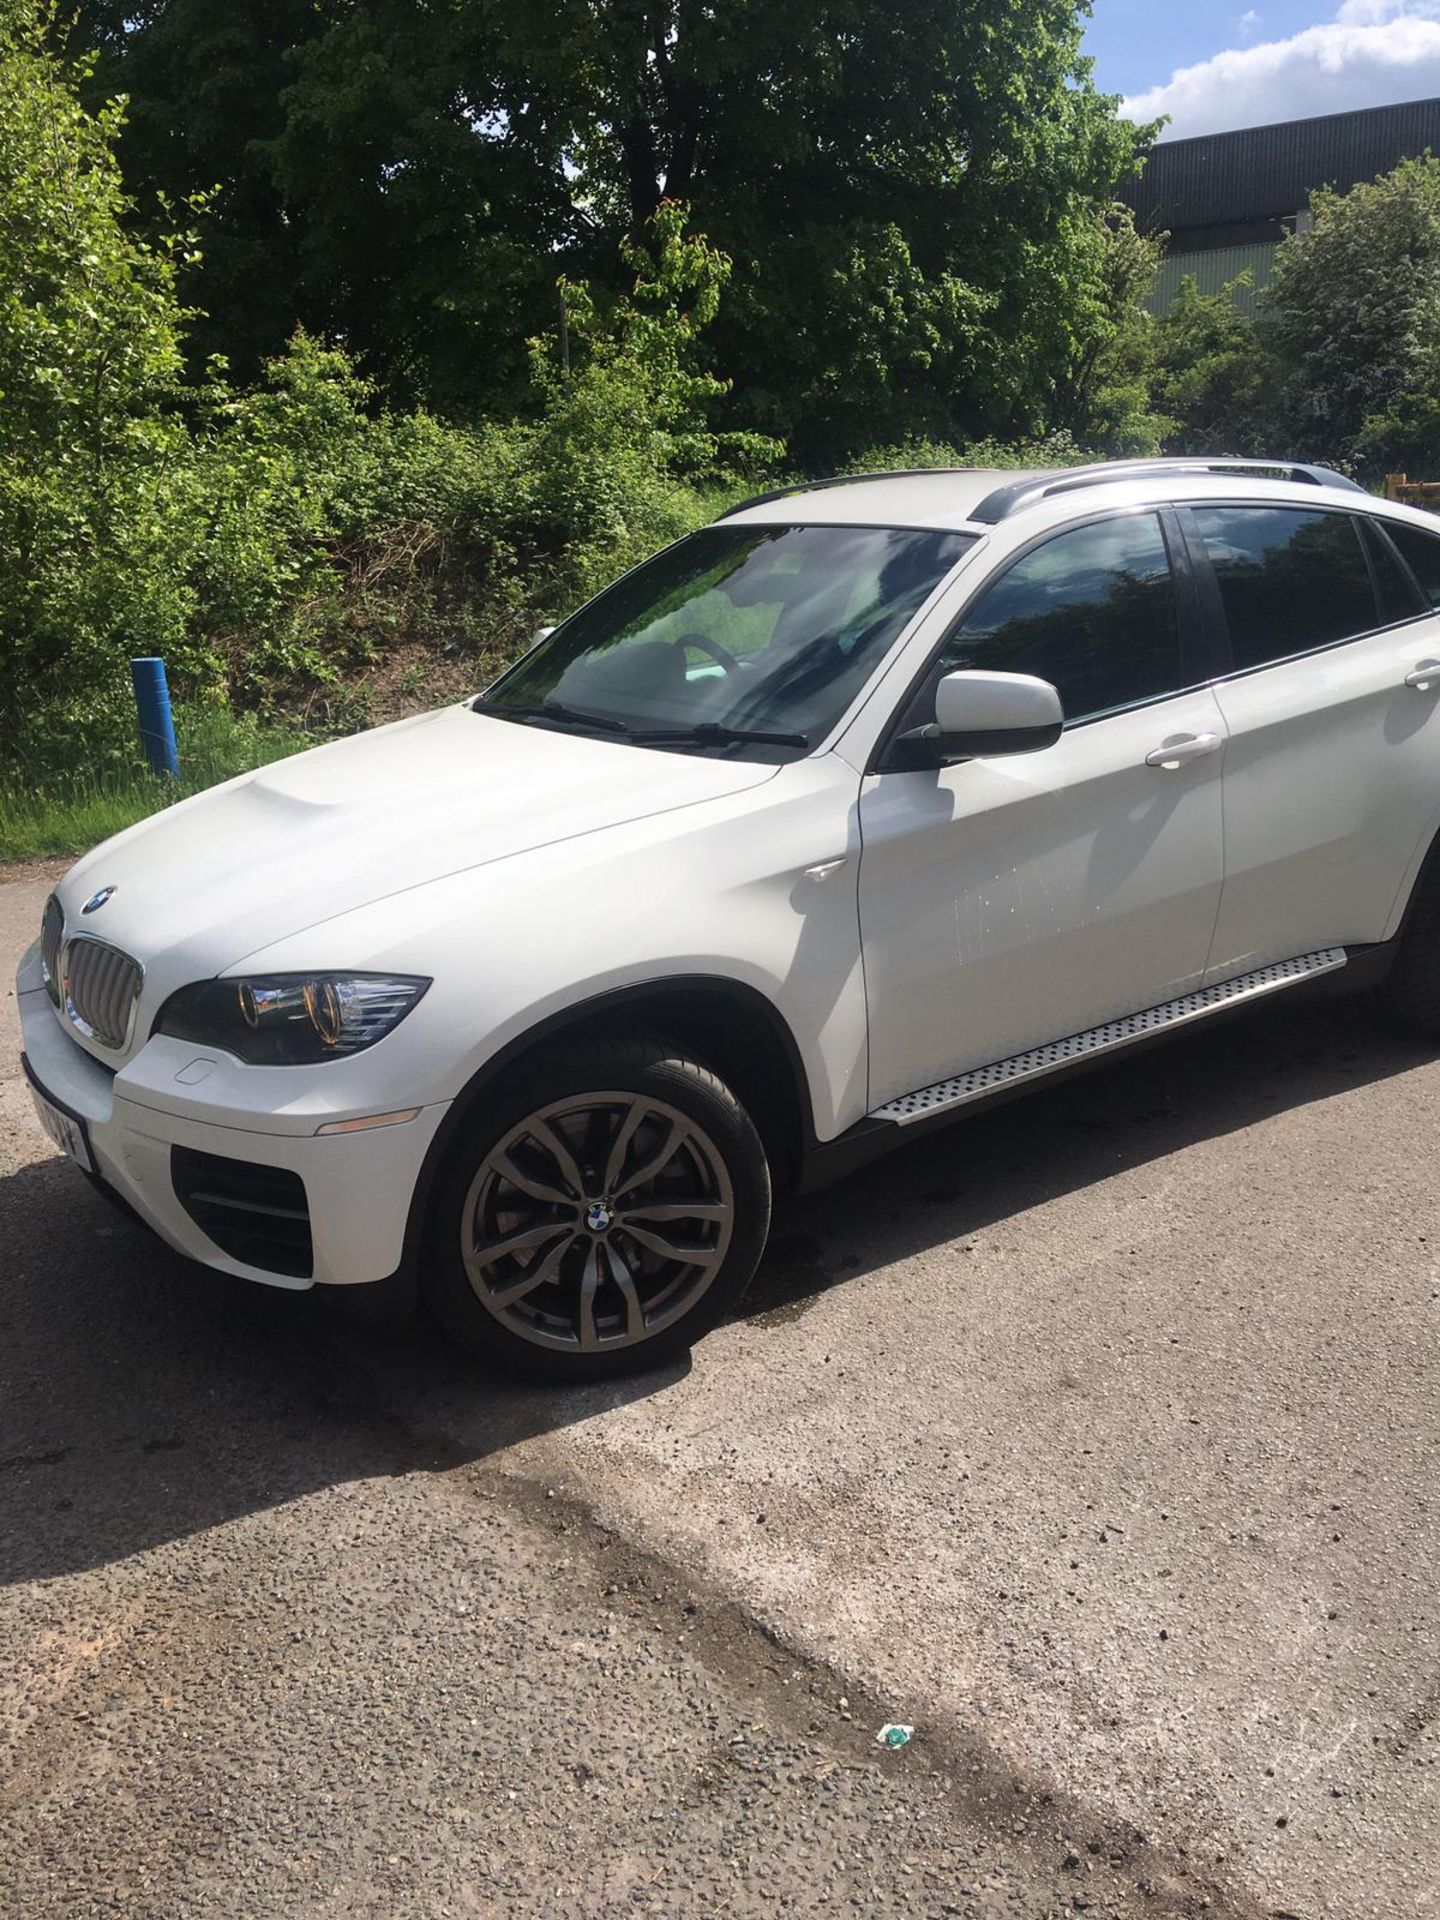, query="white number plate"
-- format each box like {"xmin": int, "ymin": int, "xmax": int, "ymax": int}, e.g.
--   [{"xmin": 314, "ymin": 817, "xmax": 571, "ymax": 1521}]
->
[{"xmin": 30, "ymin": 1086, "xmax": 93, "ymax": 1173}]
